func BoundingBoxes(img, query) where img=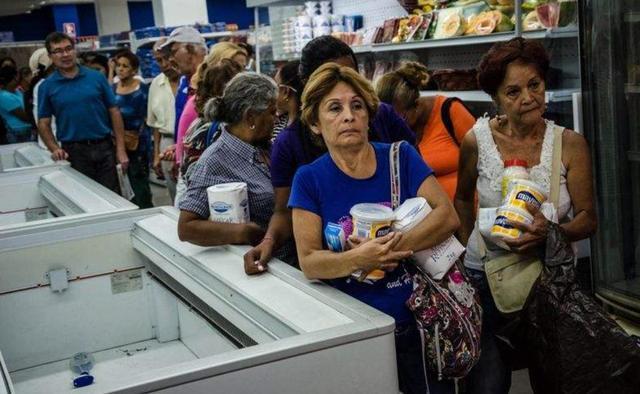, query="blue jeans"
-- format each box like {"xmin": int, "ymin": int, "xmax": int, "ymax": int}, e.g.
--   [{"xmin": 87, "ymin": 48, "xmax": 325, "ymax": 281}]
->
[
  {"xmin": 6, "ymin": 131, "xmax": 33, "ymax": 144},
  {"xmin": 395, "ymin": 323, "xmax": 455, "ymax": 394},
  {"xmin": 464, "ymin": 269, "xmax": 512, "ymax": 394}
]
